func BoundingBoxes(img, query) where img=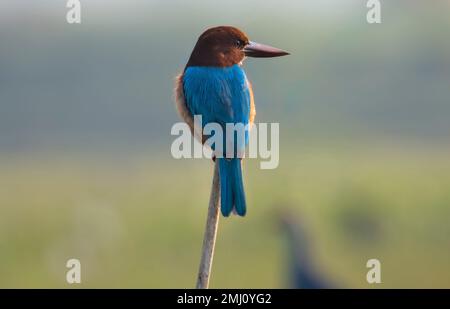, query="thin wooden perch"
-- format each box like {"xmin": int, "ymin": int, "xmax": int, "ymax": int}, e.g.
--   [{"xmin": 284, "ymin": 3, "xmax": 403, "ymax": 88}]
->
[{"xmin": 196, "ymin": 161, "xmax": 220, "ymax": 289}]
